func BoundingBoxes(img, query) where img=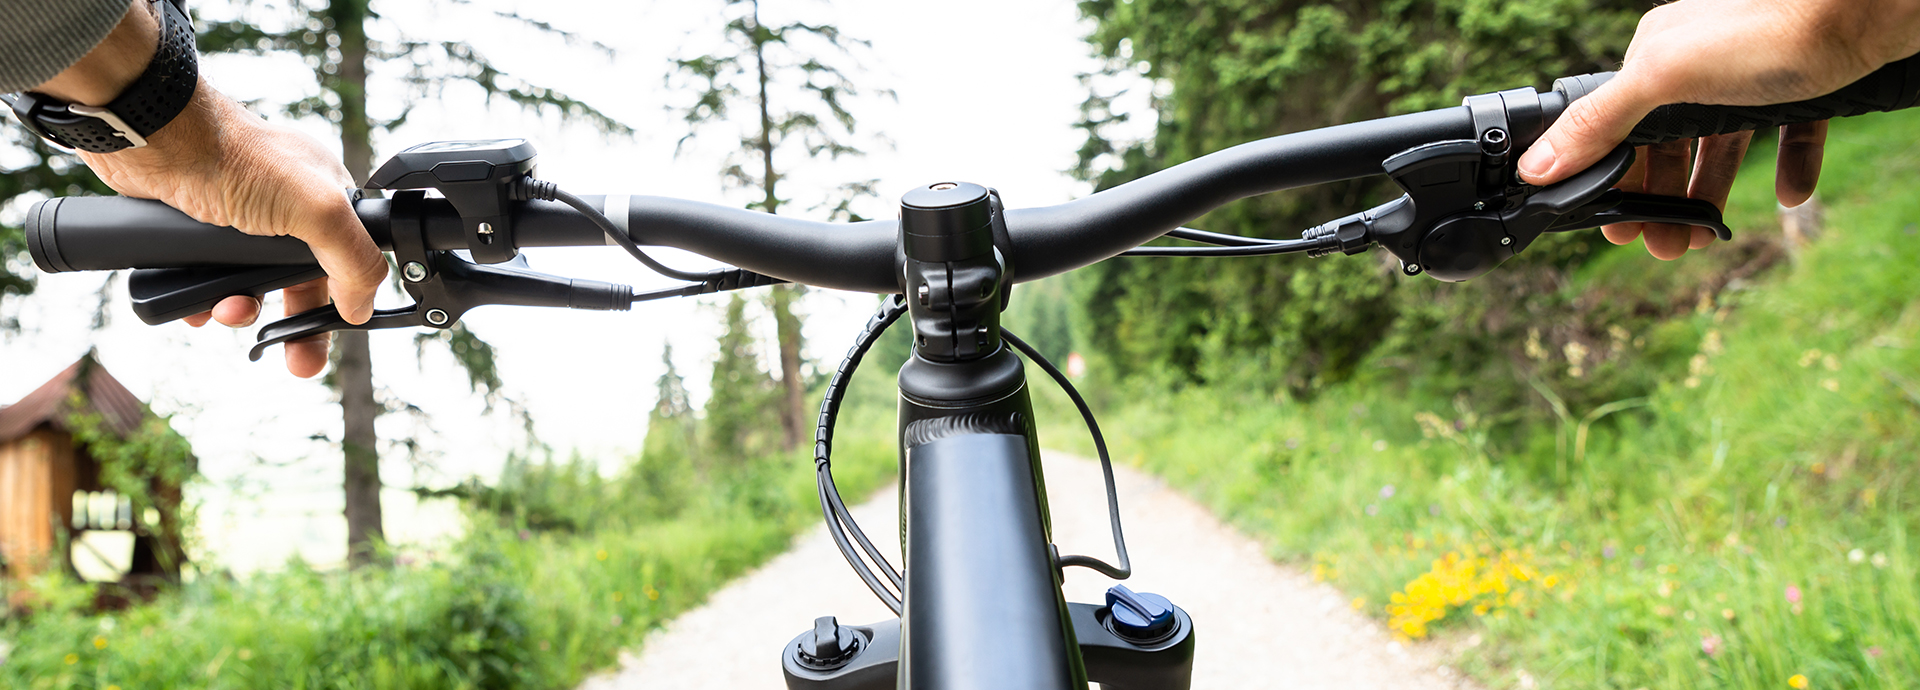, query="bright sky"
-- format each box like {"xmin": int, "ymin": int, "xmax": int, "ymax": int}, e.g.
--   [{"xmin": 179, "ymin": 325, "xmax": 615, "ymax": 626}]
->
[{"xmin": 0, "ymin": 0, "xmax": 1152, "ymax": 571}]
